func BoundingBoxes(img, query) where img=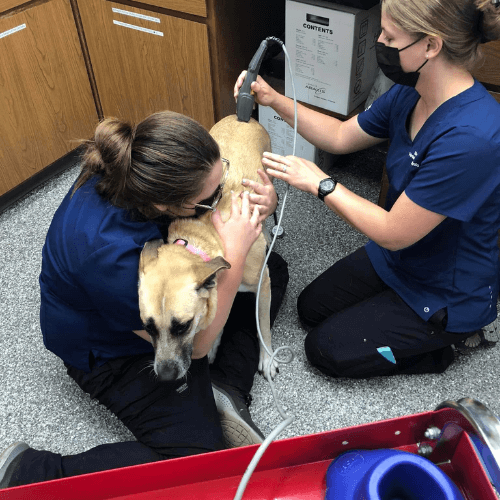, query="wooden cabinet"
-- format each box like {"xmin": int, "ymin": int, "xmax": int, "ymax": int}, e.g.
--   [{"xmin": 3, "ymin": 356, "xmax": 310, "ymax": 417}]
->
[
  {"xmin": 76, "ymin": 0, "xmax": 285, "ymax": 130},
  {"xmin": 0, "ymin": 0, "xmax": 98, "ymax": 199},
  {"xmin": 77, "ymin": 0, "xmax": 214, "ymax": 129},
  {"xmin": 0, "ymin": 0, "xmax": 285, "ymax": 209}
]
